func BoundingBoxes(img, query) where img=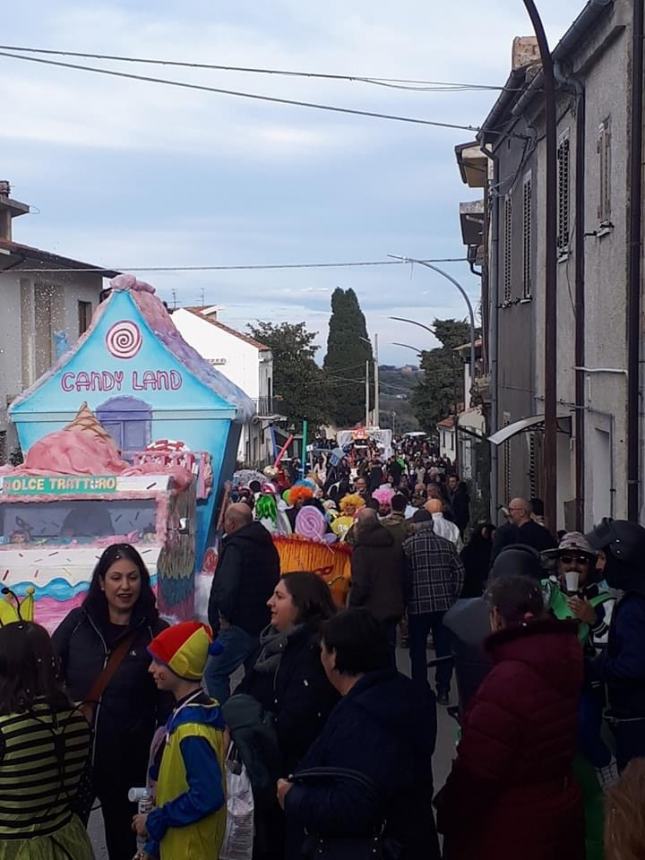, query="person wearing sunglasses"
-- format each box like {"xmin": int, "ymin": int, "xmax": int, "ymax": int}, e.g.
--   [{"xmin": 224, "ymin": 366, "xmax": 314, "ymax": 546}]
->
[
  {"xmin": 544, "ymin": 529, "xmax": 617, "ymax": 848},
  {"xmin": 544, "ymin": 533, "xmax": 614, "ymax": 648}
]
